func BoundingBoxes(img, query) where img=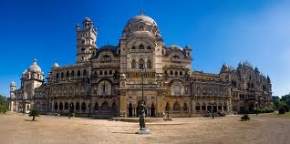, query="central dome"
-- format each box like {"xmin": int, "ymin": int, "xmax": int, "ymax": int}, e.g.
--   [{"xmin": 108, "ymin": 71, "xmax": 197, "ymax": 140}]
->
[
  {"xmin": 128, "ymin": 14, "xmax": 157, "ymax": 26},
  {"xmin": 122, "ymin": 14, "xmax": 161, "ymax": 39},
  {"xmin": 28, "ymin": 59, "xmax": 42, "ymax": 73}
]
